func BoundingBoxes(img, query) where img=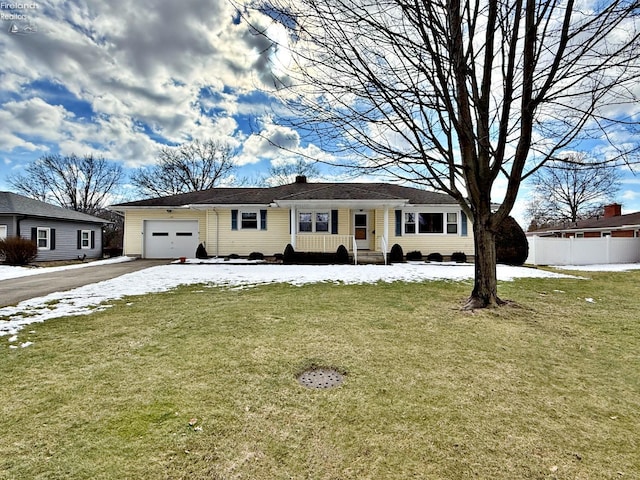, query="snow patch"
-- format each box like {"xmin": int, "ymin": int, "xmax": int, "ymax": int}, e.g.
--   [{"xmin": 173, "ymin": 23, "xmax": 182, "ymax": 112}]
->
[{"xmin": 1, "ymin": 262, "xmax": 575, "ymax": 337}]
